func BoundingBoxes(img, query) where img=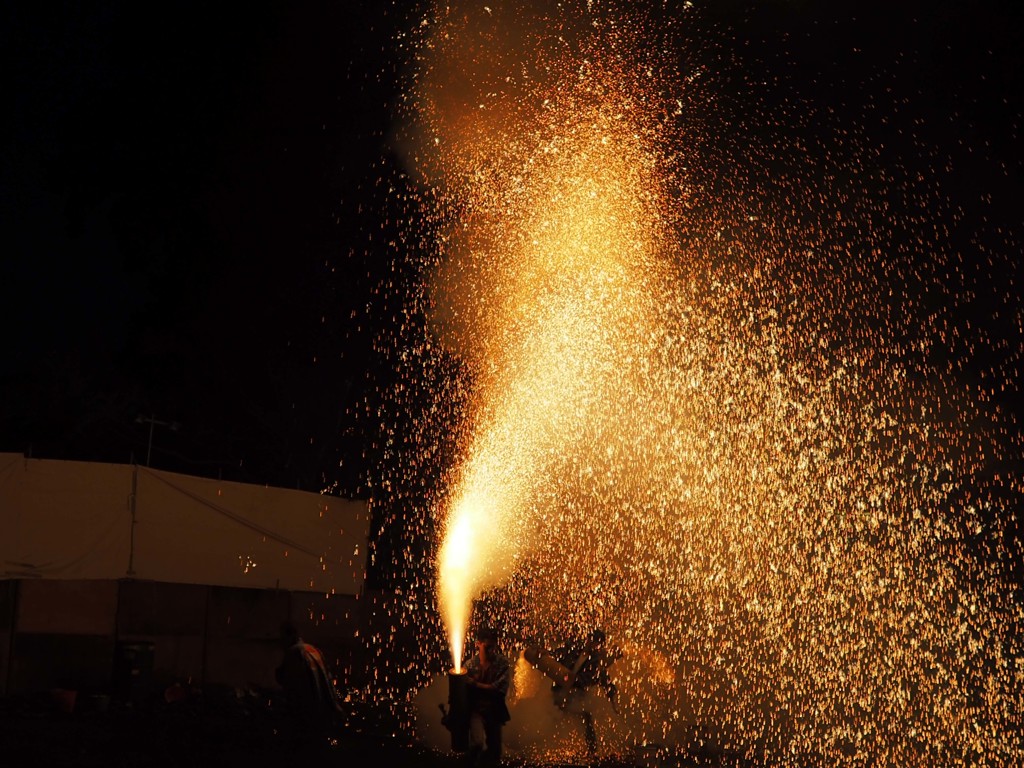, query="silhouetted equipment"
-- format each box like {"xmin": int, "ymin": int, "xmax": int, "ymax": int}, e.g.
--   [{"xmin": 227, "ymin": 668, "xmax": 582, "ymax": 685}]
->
[
  {"xmin": 113, "ymin": 641, "xmax": 154, "ymax": 704},
  {"xmin": 440, "ymin": 669, "xmax": 470, "ymax": 751}
]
